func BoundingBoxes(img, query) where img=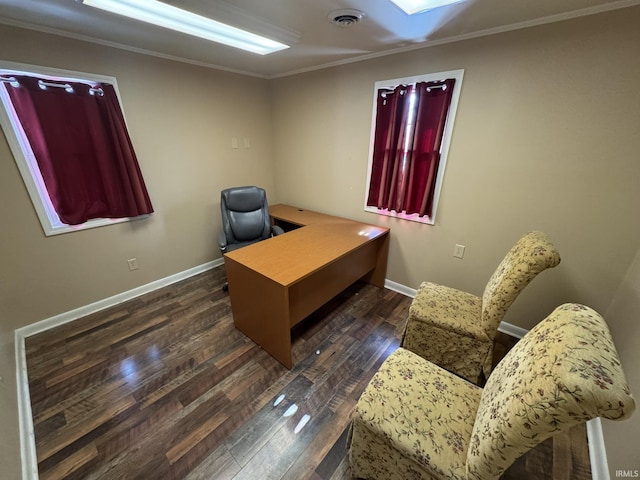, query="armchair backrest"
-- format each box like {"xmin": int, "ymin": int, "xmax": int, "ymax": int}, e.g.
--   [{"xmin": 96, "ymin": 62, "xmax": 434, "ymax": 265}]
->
[
  {"xmin": 467, "ymin": 303, "xmax": 635, "ymax": 480},
  {"xmin": 220, "ymin": 186, "xmax": 272, "ymax": 248},
  {"xmin": 481, "ymin": 231, "xmax": 561, "ymax": 339}
]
